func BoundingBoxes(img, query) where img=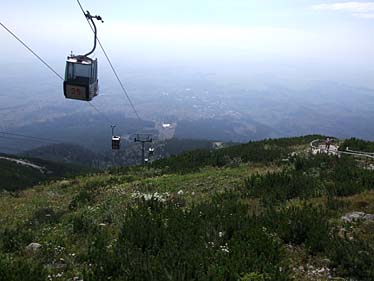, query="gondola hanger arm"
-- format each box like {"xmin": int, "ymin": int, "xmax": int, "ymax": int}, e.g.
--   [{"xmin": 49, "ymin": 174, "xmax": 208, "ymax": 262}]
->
[{"xmin": 84, "ymin": 11, "xmax": 104, "ymax": 57}]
